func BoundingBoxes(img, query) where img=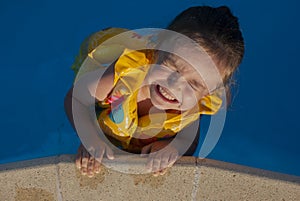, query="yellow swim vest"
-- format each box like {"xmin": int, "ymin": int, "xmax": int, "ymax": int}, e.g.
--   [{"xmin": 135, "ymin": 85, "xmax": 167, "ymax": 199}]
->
[{"xmin": 72, "ymin": 28, "xmax": 223, "ymax": 150}]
